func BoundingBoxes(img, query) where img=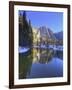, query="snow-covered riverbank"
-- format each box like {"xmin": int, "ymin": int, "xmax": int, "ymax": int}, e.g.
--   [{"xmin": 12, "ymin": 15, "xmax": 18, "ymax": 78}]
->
[
  {"xmin": 48, "ymin": 45, "xmax": 63, "ymax": 51},
  {"xmin": 33, "ymin": 45, "xmax": 63, "ymax": 51},
  {"xmin": 19, "ymin": 45, "xmax": 63, "ymax": 53},
  {"xmin": 19, "ymin": 47, "xmax": 30, "ymax": 53}
]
